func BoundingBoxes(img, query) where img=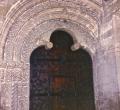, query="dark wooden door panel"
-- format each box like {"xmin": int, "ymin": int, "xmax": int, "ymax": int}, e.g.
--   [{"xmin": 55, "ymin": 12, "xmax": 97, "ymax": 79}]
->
[{"xmin": 30, "ymin": 30, "xmax": 95, "ymax": 110}]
